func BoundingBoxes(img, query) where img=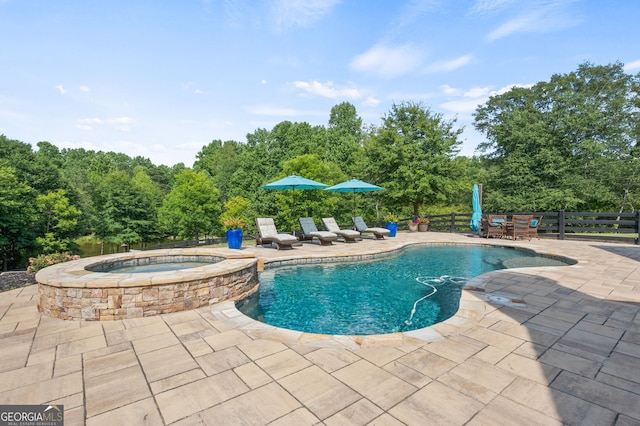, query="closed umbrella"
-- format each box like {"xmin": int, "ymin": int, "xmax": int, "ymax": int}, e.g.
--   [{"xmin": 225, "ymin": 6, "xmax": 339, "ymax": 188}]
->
[
  {"xmin": 261, "ymin": 175, "xmax": 328, "ymax": 232},
  {"xmin": 324, "ymin": 179, "xmax": 384, "ymax": 217},
  {"xmin": 470, "ymin": 184, "xmax": 482, "ymax": 232}
]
